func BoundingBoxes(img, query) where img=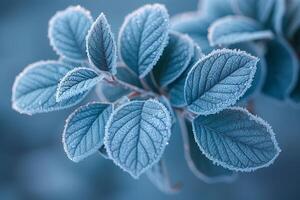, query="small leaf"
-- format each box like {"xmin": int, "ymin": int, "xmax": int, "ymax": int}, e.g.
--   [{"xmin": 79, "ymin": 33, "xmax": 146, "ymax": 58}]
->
[
  {"xmin": 182, "ymin": 118, "xmax": 236, "ymax": 183},
  {"xmin": 63, "ymin": 102, "xmax": 113, "ymax": 162},
  {"xmin": 262, "ymin": 37, "xmax": 299, "ymax": 100},
  {"xmin": 119, "ymin": 4, "xmax": 169, "ymax": 78},
  {"xmin": 230, "ymin": 0, "xmax": 275, "ymax": 24},
  {"xmin": 104, "ymin": 99, "xmax": 172, "ymax": 178},
  {"xmin": 171, "ymin": 13, "xmax": 214, "ymax": 54},
  {"xmin": 192, "ymin": 107, "xmax": 281, "ymax": 171},
  {"xmin": 208, "ymin": 16, "xmax": 274, "ymax": 47},
  {"xmin": 153, "ymin": 31, "xmax": 194, "ymax": 87},
  {"xmin": 169, "ymin": 44, "xmax": 203, "ymax": 107},
  {"xmin": 96, "ymin": 81, "xmax": 131, "ymax": 103},
  {"xmin": 49, "ymin": 6, "xmax": 93, "ymax": 61},
  {"xmin": 199, "ymin": 0, "xmax": 234, "ymax": 20},
  {"xmin": 86, "ymin": 13, "xmax": 117, "ymax": 74},
  {"xmin": 12, "ymin": 61, "xmax": 87, "ymax": 115},
  {"xmin": 184, "ymin": 49, "xmax": 258, "ymax": 115},
  {"xmin": 56, "ymin": 67, "xmax": 102, "ymax": 102},
  {"xmin": 147, "ymin": 160, "xmax": 181, "ymax": 194}
]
